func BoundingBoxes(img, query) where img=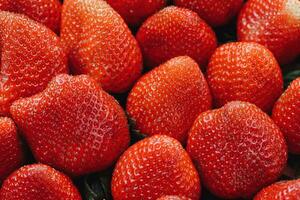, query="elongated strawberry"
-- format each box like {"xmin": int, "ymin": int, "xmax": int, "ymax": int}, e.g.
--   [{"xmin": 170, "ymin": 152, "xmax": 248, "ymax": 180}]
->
[
  {"xmin": 174, "ymin": 0, "xmax": 243, "ymax": 27},
  {"xmin": 0, "ymin": 11, "xmax": 67, "ymax": 116},
  {"xmin": 61, "ymin": 0, "xmax": 142, "ymax": 93},
  {"xmin": 106, "ymin": 0, "xmax": 166, "ymax": 27},
  {"xmin": 0, "ymin": 164, "xmax": 82, "ymax": 200},
  {"xmin": 207, "ymin": 42, "xmax": 283, "ymax": 112},
  {"xmin": 272, "ymin": 78, "xmax": 300, "ymax": 154},
  {"xmin": 157, "ymin": 196, "xmax": 192, "ymax": 200},
  {"xmin": 0, "ymin": 0, "xmax": 61, "ymax": 32},
  {"xmin": 127, "ymin": 56, "xmax": 212, "ymax": 143},
  {"xmin": 238, "ymin": 0, "xmax": 300, "ymax": 64},
  {"xmin": 254, "ymin": 179, "xmax": 300, "ymax": 200},
  {"xmin": 112, "ymin": 135, "xmax": 201, "ymax": 200},
  {"xmin": 10, "ymin": 74, "xmax": 130, "ymax": 176},
  {"xmin": 136, "ymin": 6, "xmax": 217, "ymax": 69},
  {"xmin": 187, "ymin": 101, "xmax": 287, "ymax": 199},
  {"xmin": 0, "ymin": 117, "xmax": 24, "ymax": 181}
]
